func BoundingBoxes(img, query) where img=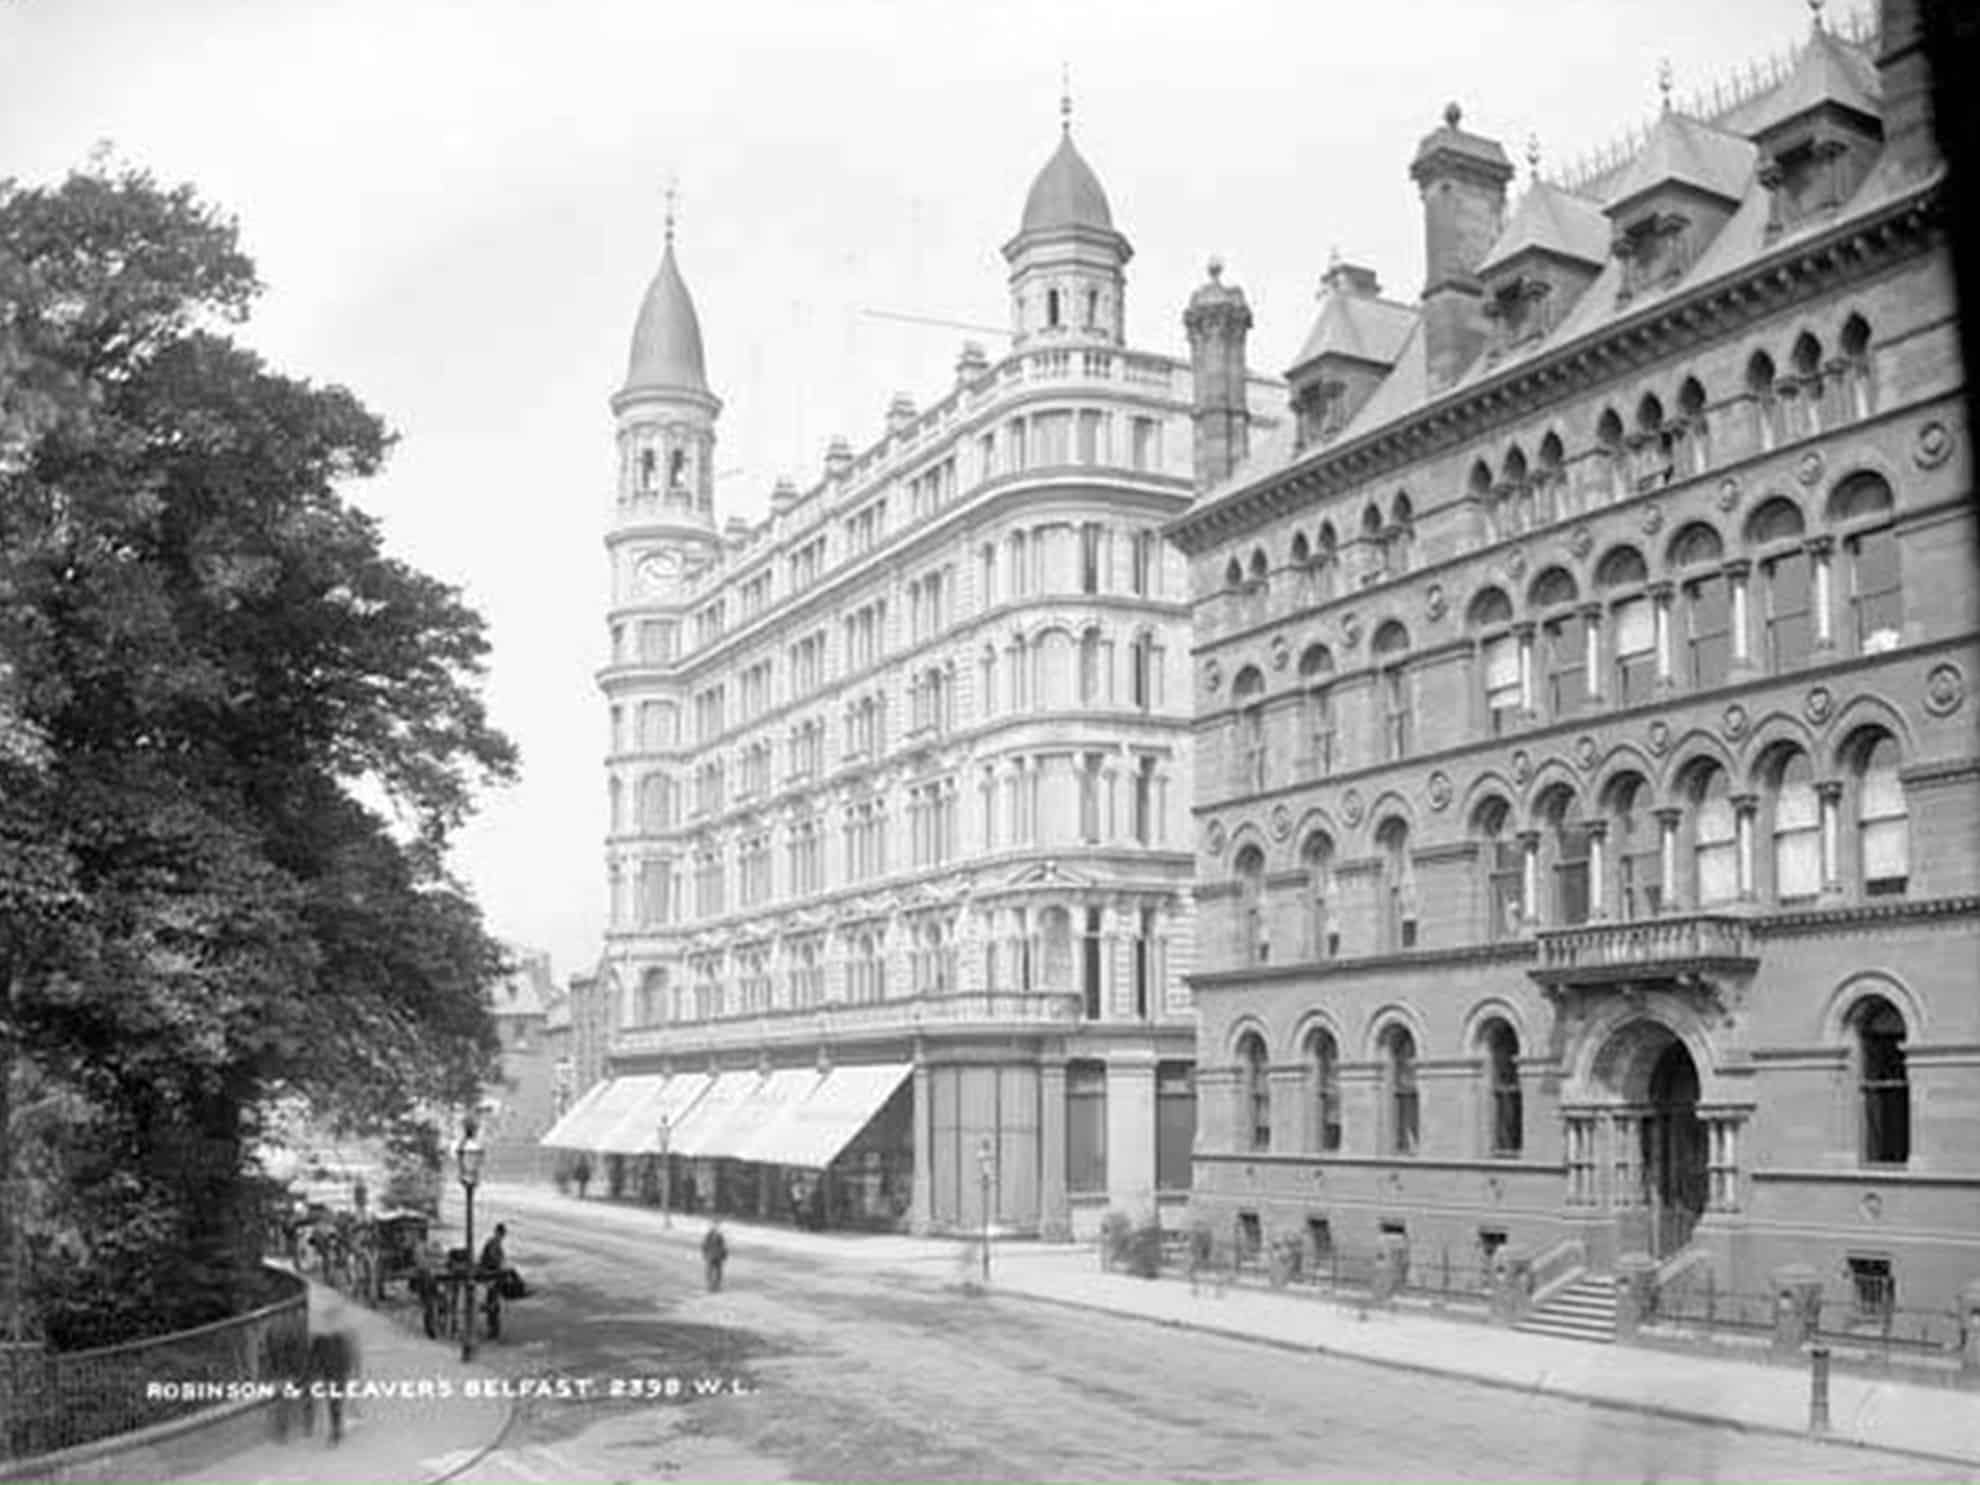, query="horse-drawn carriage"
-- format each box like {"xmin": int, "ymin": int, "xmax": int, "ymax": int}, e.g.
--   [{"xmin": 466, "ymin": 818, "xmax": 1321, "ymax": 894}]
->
[{"xmin": 413, "ymin": 1245, "xmax": 524, "ymax": 1342}]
